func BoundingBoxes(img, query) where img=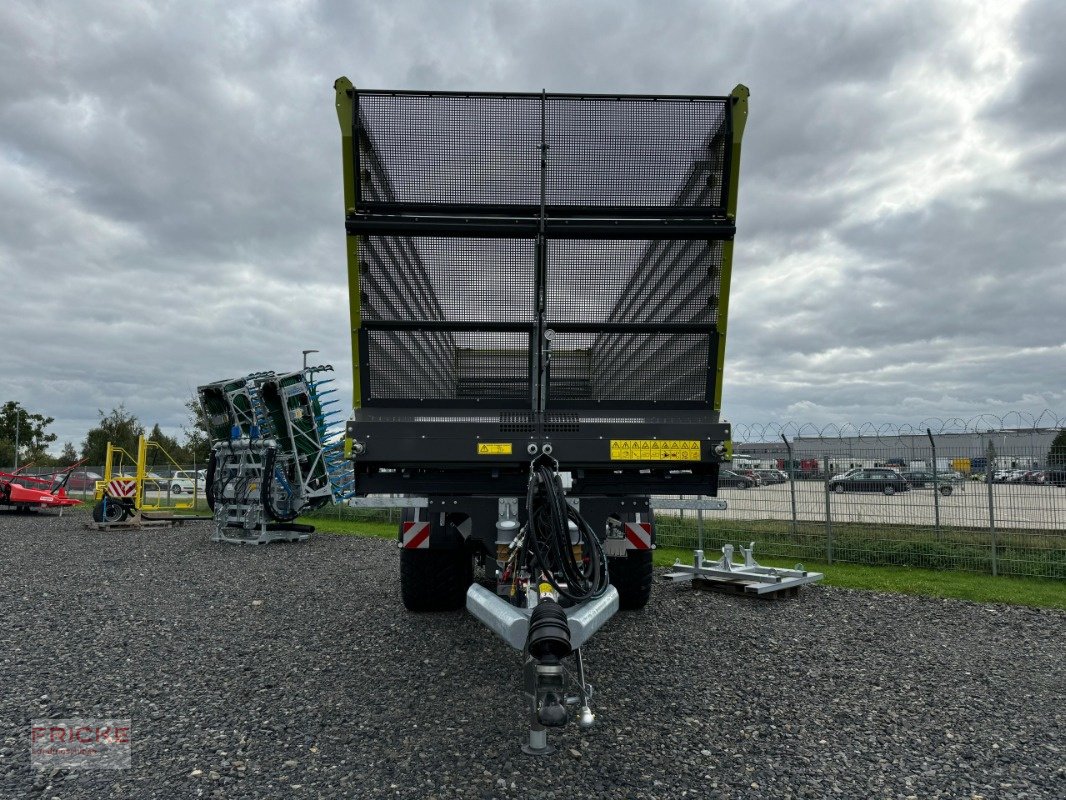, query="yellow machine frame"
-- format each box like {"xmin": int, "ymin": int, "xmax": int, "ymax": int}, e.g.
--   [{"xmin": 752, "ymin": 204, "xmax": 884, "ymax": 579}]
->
[{"xmin": 94, "ymin": 435, "xmax": 197, "ymax": 513}]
